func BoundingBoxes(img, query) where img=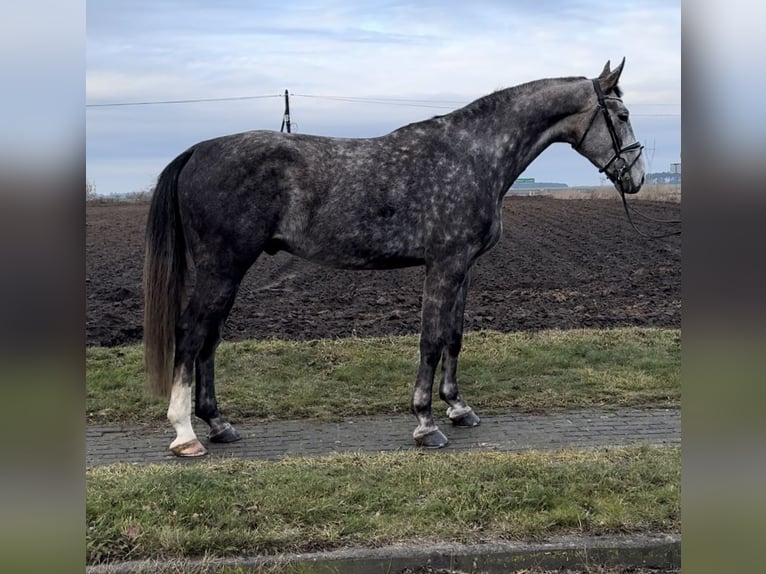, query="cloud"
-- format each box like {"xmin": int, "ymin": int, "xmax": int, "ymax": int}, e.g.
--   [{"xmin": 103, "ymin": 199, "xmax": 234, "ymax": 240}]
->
[{"xmin": 86, "ymin": 0, "xmax": 680, "ymax": 194}]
